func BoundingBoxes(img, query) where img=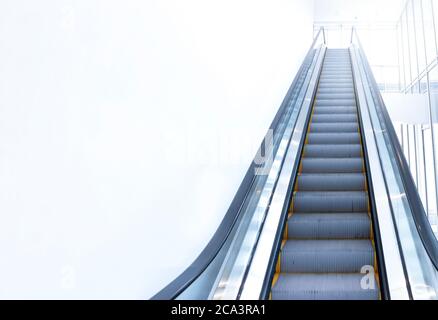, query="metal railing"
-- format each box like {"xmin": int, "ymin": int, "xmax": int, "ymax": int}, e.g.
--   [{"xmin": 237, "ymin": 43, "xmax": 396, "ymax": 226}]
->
[{"xmin": 352, "ymin": 27, "xmax": 438, "ymax": 299}]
